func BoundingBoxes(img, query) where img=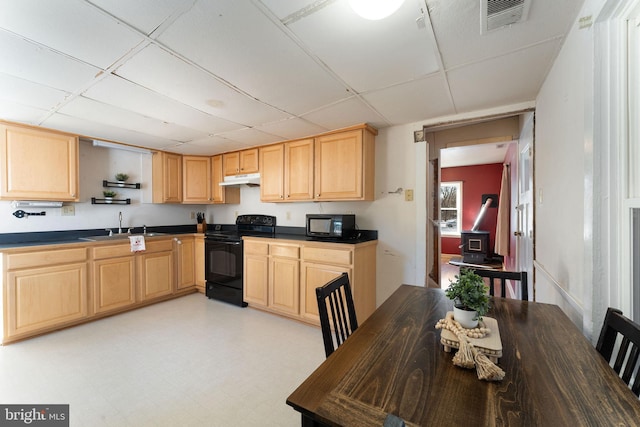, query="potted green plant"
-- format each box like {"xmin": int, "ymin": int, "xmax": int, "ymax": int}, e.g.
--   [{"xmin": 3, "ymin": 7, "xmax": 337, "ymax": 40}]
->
[
  {"xmin": 115, "ymin": 173, "xmax": 129, "ymax": 184},
  {"xmin": 445, "ymin": 268, "xmax": 490, "ymax": 328},
  {"xmin": 103, "ymin": 190, "xmax": 117, "ymax": 203}
]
